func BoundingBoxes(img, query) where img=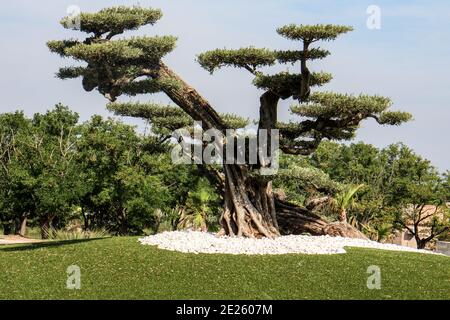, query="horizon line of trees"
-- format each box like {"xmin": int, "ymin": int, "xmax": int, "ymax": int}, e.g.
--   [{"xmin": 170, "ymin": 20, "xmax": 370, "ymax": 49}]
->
[
  {"xmin": 0, "ymin": 105, "xmax": 220, "ymax": 239},
  {"xmin": 0, "ymin": 105, "xmax": 448, "ymax": 247},
  {"xmin": 309, "ymin": 141, "xmax": 450, "ymax": 248}
]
